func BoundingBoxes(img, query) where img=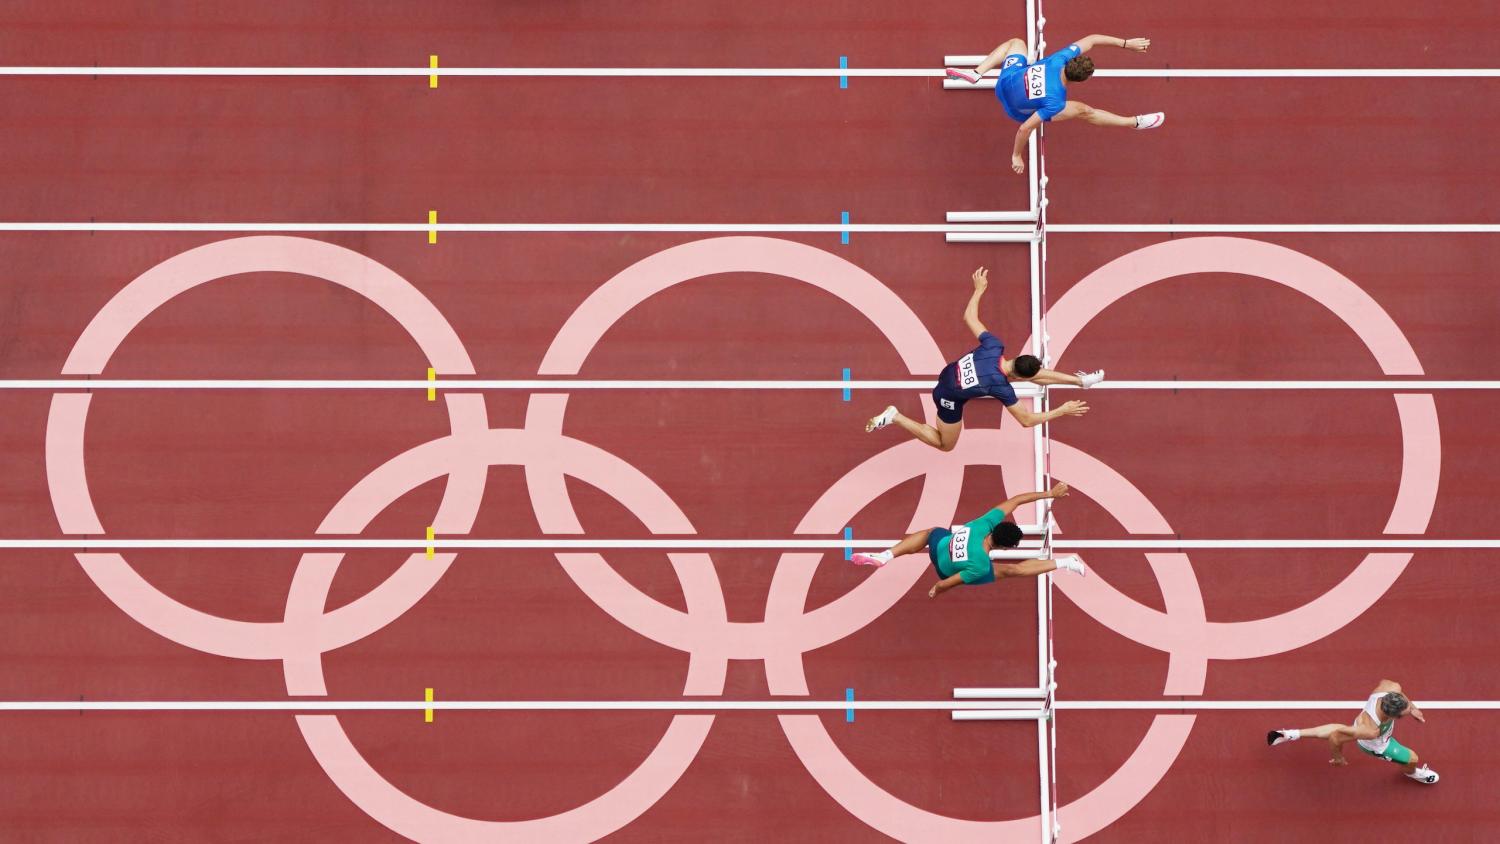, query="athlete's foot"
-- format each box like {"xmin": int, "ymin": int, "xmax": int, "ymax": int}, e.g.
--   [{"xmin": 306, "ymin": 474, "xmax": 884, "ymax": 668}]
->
[
  {"xmin": 1075, "ymin": 369, "xmax": 1106, "ymax": 388},
  {"xmin": 851, "ymin": 551, "xmax": 893, "ymax": 567},
  {"xmin": 1267, "ymin": 730, "xmax": 1299, "ymax": 746},
  {"xmin": 1406, "ymin": 765, "xmax": 1440, "ymax": 784},
  {"xmin": 1134, "ymin": 112, "xmax": 1165, "ymax": 130},
  {"xmin": 1055, "ymin": 556, "xmax": 1087, "ymax": 578},
  {"xmin": 945, "ymin": 67, "xmax": 982, "ymax": 84},
  {"xmin": 865, "ymin": 406, "xmax": 898, "ymax": 432}
]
